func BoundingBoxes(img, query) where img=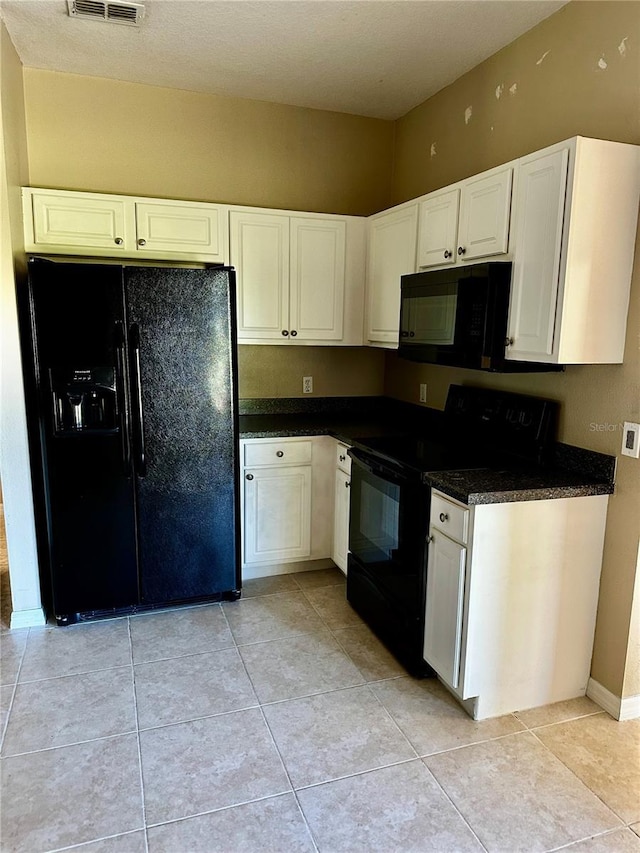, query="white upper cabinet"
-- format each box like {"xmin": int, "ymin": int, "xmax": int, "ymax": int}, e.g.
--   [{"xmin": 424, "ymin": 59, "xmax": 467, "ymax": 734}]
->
[
  {"xmin": 289, "ymin": 217, "xmax": 346, "ymax": 341},
  {"xmin": 231, "ymin": 209, "xmax": 360, "ymax": 345},
  {"xmin": 417, "ymin": 166, "xmax": 513, "ymax": 269},
  {"xmin": 506, "ymin": 137, "xmax": 640, "ymax": 364},
  {"xmin": 23, "ymin": 188, "xmax": 229, "ymax": 263},
  {"xmin": 230, "ymin": 211, "xmax": 290, "ymax": 341},
  {"xmin": 366, "ymin": 203, "xmax": 418, "ymax": 347},
  {"xmin": 29, "ymin": 191, "xmax": 134, "ymax": 254},
  {"xmin": 416, "ymin": 189, "xmax": 460, "ymax": 268},
  {"xmin": 134, "ymin": 200, "xmax": 227, "ymax": 260}
]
